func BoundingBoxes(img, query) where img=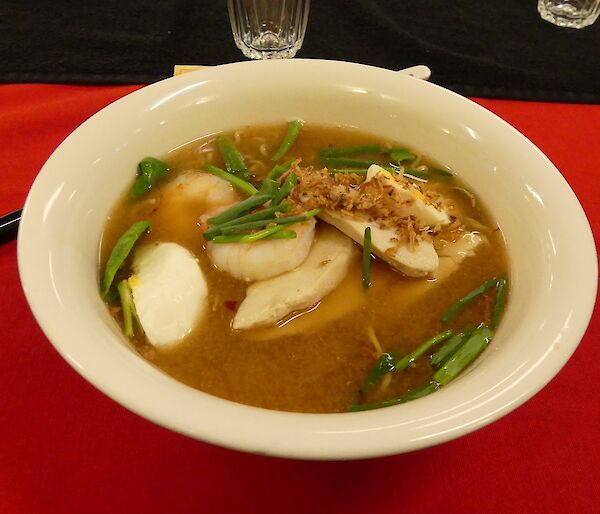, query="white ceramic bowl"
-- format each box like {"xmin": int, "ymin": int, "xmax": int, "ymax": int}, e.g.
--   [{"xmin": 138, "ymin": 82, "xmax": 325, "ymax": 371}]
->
[{"xmin": 18, "ymin": 60, "xmax": 597, "ymax": 460}]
